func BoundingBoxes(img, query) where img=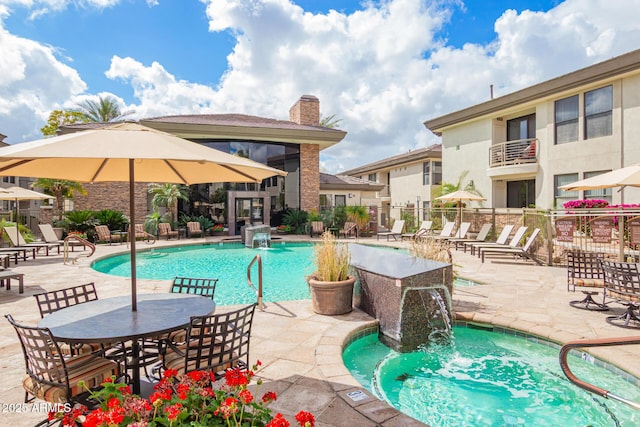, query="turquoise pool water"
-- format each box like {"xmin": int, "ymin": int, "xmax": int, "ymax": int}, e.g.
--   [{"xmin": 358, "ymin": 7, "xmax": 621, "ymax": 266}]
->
[
  {"xmin": 92, "ymin": 242, "xmax": 474, "ymax": 305},
  {"xmin": 344, "ymin": 327, "xmax": 640, "ymax": 426}
]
